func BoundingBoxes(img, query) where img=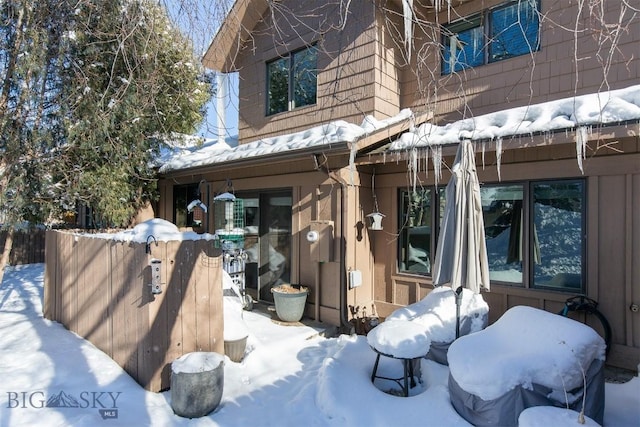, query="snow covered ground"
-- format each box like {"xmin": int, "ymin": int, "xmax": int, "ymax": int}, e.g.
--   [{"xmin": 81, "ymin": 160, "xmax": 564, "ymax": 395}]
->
[{"xmin": 0, "ymin": 264, "xmax": 638, "ymax": 426}]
